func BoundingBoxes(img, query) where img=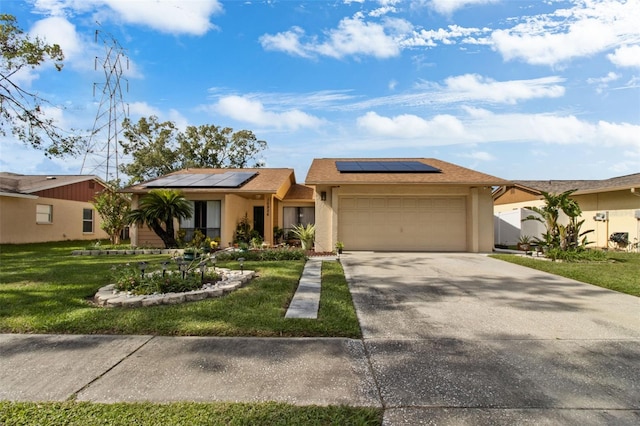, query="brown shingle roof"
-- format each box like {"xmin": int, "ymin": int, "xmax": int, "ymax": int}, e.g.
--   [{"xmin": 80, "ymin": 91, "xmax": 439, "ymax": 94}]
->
[
  {"xmin": 514, "ymin": 172, "xmax": 640, "ymax": 195},
  {"xmin": 0, "ymin": 172, "xmax": 103, "ymax": 194},
  {"xmin": 283, "ymin": 184, "xmax": 314, "ymax": 201},
  {"xmin": 305, "ymin": 158, "xmax": 509, "ymax": 186},
  {"xmin": 124, "ymin": 168, "xmax": 296, "ymax": 194}
]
